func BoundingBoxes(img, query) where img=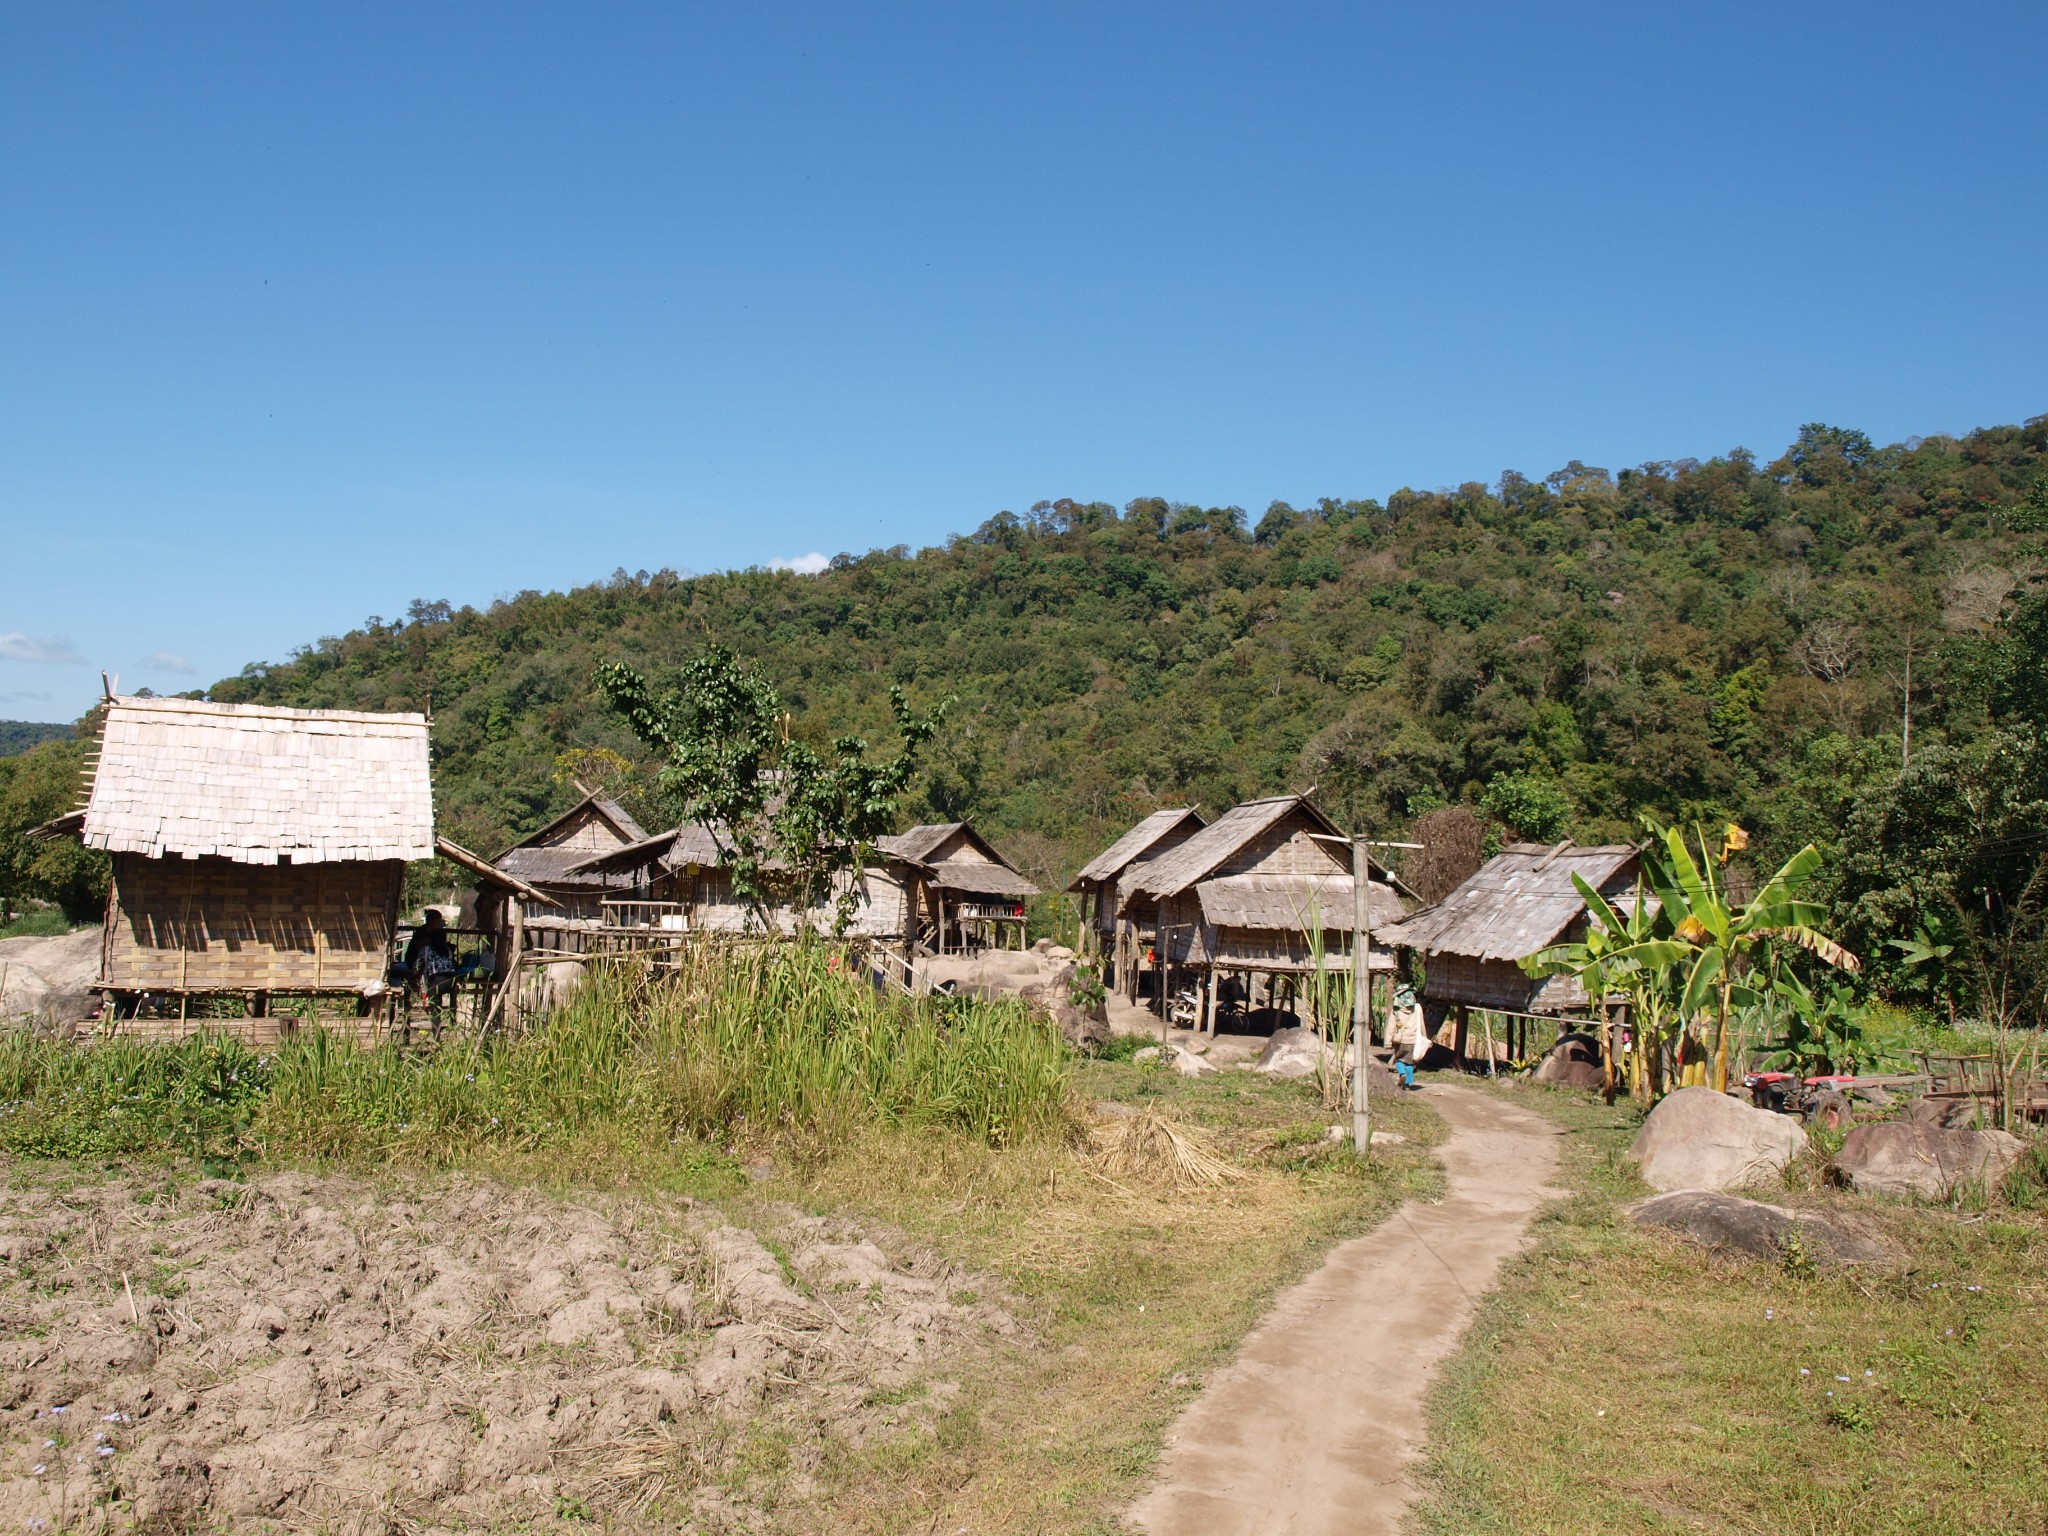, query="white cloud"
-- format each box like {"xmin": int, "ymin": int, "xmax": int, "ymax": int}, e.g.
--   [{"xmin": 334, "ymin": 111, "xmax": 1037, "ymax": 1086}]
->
[
  {"xmin": 768, "ymin": 552, "xmax": 830, "ymax": 576},
  {"xmin": 0, "ymin": 632, "xmax": 82, "ymax": 664},
  {"xmin": 0, "ymin": 690, "xmax": 53, "ymax": 706},
  {"xmin": 138, "ymin": 650, "xmax": 196, "ymax": 675}
]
